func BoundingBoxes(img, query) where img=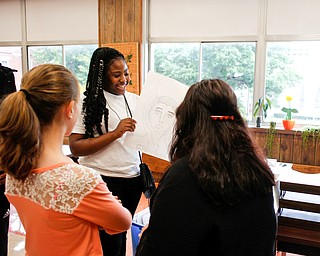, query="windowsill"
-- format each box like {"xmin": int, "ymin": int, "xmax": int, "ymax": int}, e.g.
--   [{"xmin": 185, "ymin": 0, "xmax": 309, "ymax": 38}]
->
[
  {"xmin": 247, "ymin": 121, "xmax": 319, "ymax": 131},
  {"xmin": 248, "ymin": 125, "xmax": 302, "ymax": 135}
]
